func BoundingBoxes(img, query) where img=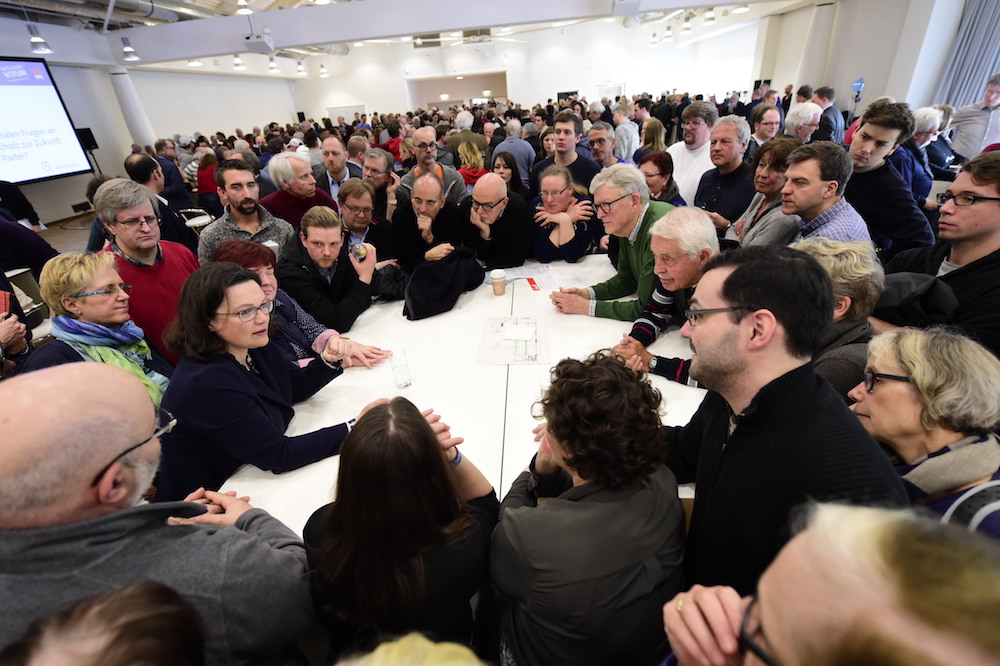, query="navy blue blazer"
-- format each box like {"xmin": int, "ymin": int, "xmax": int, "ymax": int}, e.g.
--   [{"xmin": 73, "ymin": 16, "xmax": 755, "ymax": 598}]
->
[{"xmin": 155, "ymin": 342, "xmax": 347, "ymax": 501}]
